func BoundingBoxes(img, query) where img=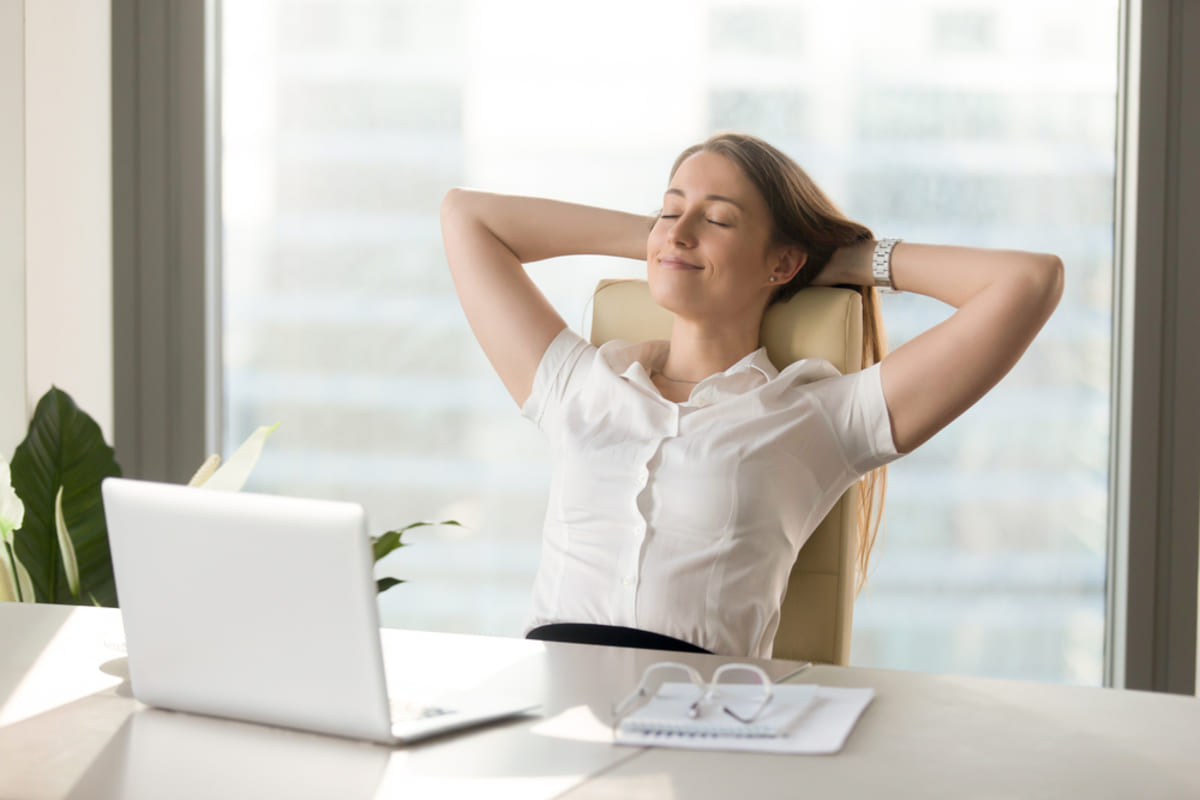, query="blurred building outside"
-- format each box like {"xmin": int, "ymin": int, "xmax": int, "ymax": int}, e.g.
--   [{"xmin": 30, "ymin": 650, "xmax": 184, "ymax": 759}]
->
[{"xmin": 222, "ymin": 0, "xmax": 1116, "ymax": 684}]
